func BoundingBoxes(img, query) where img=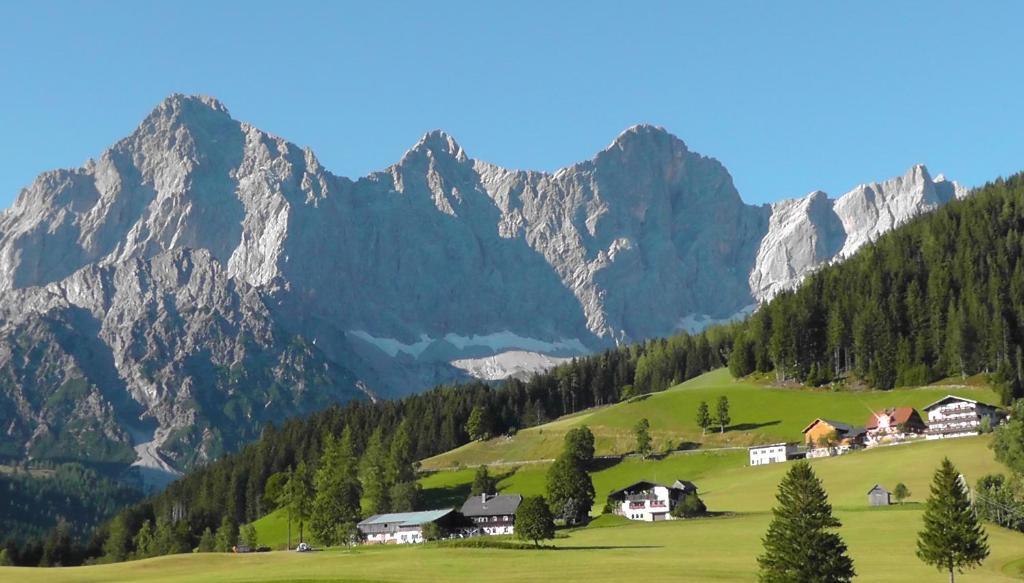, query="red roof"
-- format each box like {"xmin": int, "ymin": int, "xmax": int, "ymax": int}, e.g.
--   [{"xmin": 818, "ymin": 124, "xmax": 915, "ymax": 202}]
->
[{"xmin": 865, "ymin": 407, "xmax": 919, "ymax": 430}]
